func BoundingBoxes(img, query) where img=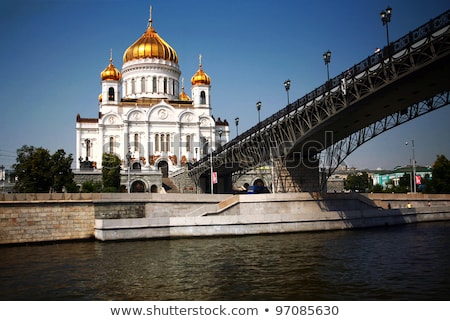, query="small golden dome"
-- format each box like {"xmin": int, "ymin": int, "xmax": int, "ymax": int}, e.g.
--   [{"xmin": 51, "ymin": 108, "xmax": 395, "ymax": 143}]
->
[
  {"xmin": 101, "ymin": 58, "xmax": 121, "ymax": 81},
  {"xmin": 179, "ymin": 78, "xmax": 191, "ymax": 100},
  {"xmin": 98, "ymin": 93, "xmax": 102, "ymax": 102},
  {"xmin": 179, "ymin": 88, "xmax": 191, "ymax": 101},
  {"xmin": 123, "ymin": 16, "xmax": 178, "ymax": 64},
  {"xmin": 191, "ymin": 55, "xmax": 211, "ymax": 85}
]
